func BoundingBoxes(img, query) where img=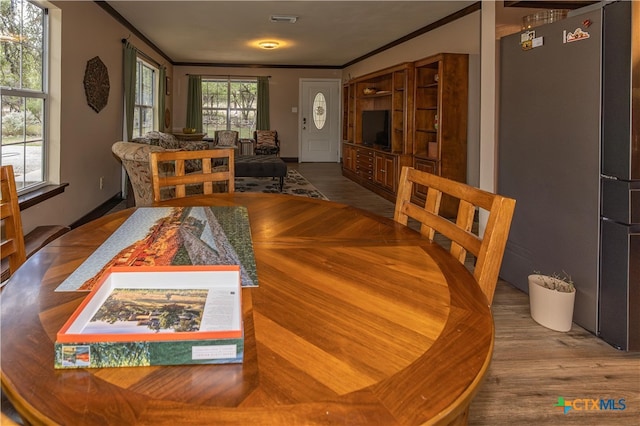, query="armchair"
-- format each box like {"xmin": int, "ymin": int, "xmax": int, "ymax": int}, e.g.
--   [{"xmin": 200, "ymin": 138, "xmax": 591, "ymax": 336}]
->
[
  {"xmin": 253, "ymin": 130, "xmax": 280, "ymax": 155},
  {"xmin": 214, "ymin": 130, "xmax": 239, "ymax": 149},
  {"xmin": 112, "ymin": 141, "xmax": 166, "ymax": 207},
  {"xmin": 213, "ymin": 130, "xmax": 255, "ymax": 155}
]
